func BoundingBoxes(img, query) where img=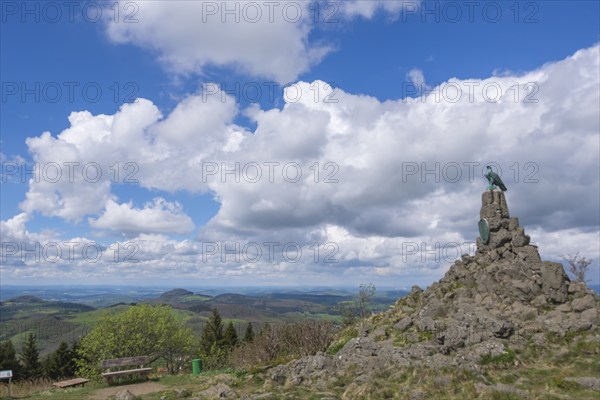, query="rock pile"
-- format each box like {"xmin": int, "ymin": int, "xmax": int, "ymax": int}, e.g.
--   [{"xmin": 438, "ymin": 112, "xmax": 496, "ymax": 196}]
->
[{"xmin": 266, "ymin": 190, "xmax": 599, "ymax": 391}]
